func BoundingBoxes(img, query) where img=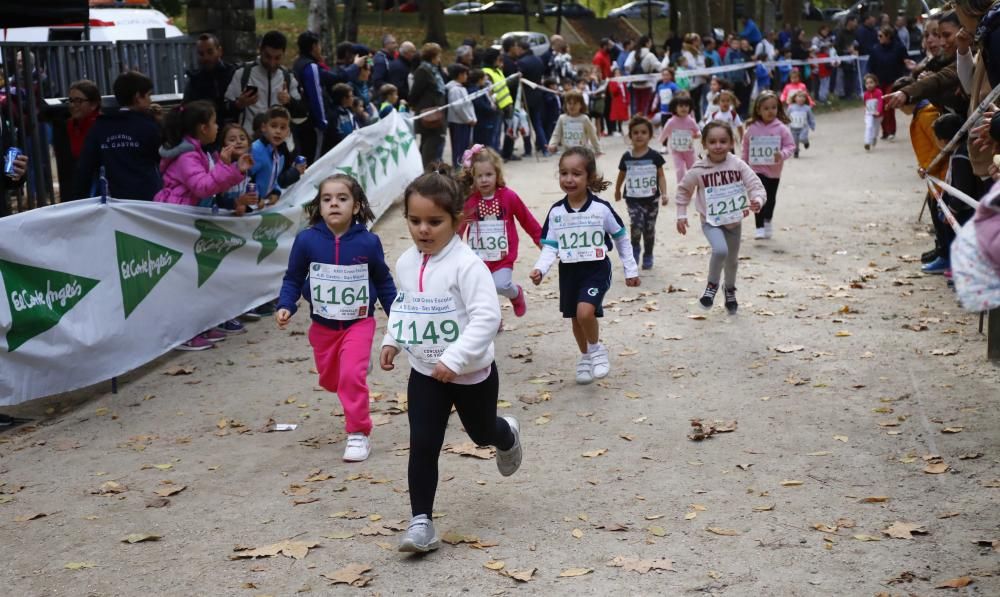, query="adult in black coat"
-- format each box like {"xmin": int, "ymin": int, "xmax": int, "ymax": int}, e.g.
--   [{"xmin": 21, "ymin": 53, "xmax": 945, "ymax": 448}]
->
[
  {"xmin": 183, "ymin": 34, "xmax": 237, "ymax": 125},
  {"xmin": 387, "ymin": 42, "xmax": 418, "ymax": 102},
  {"xmin": 409, "ymin": 43, "xmax": 448, "ymax": 170},
  {"xmin": 516, "ymin": 41, "xmax": 548, "ymax": 154}
]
